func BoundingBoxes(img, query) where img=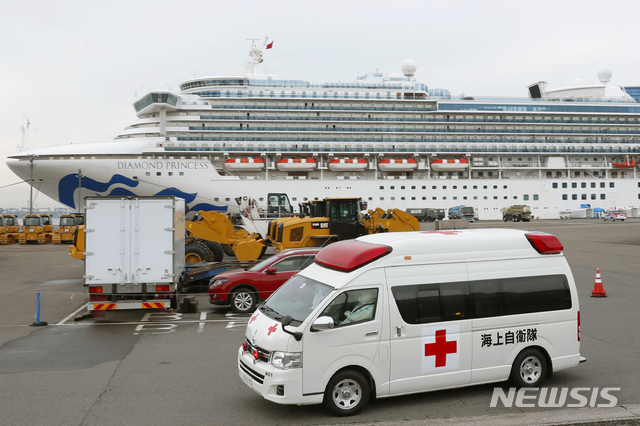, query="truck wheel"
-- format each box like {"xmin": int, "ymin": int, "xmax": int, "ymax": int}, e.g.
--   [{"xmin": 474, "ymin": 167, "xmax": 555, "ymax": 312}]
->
[
  {"xmin": 230, "ymin": 289, "xmax": 257, "ymax": 313},
  {"xmin": 503, "ymin": 217, "xmax": 508, "ymax": 222},
  {"xmin": 510, "ymin": 348, "xmax": 547, "ymax": 388},
  {"xmin": 323, "ymin": 369, "xmax": 370, "ymax": 416},
  {"xmin": 203, "ymin": 241, "xmax": 224, "ymax": 262},
  {"xmin": 185, "ymin": 240, "xmax": 212, "ymax": 263}
]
